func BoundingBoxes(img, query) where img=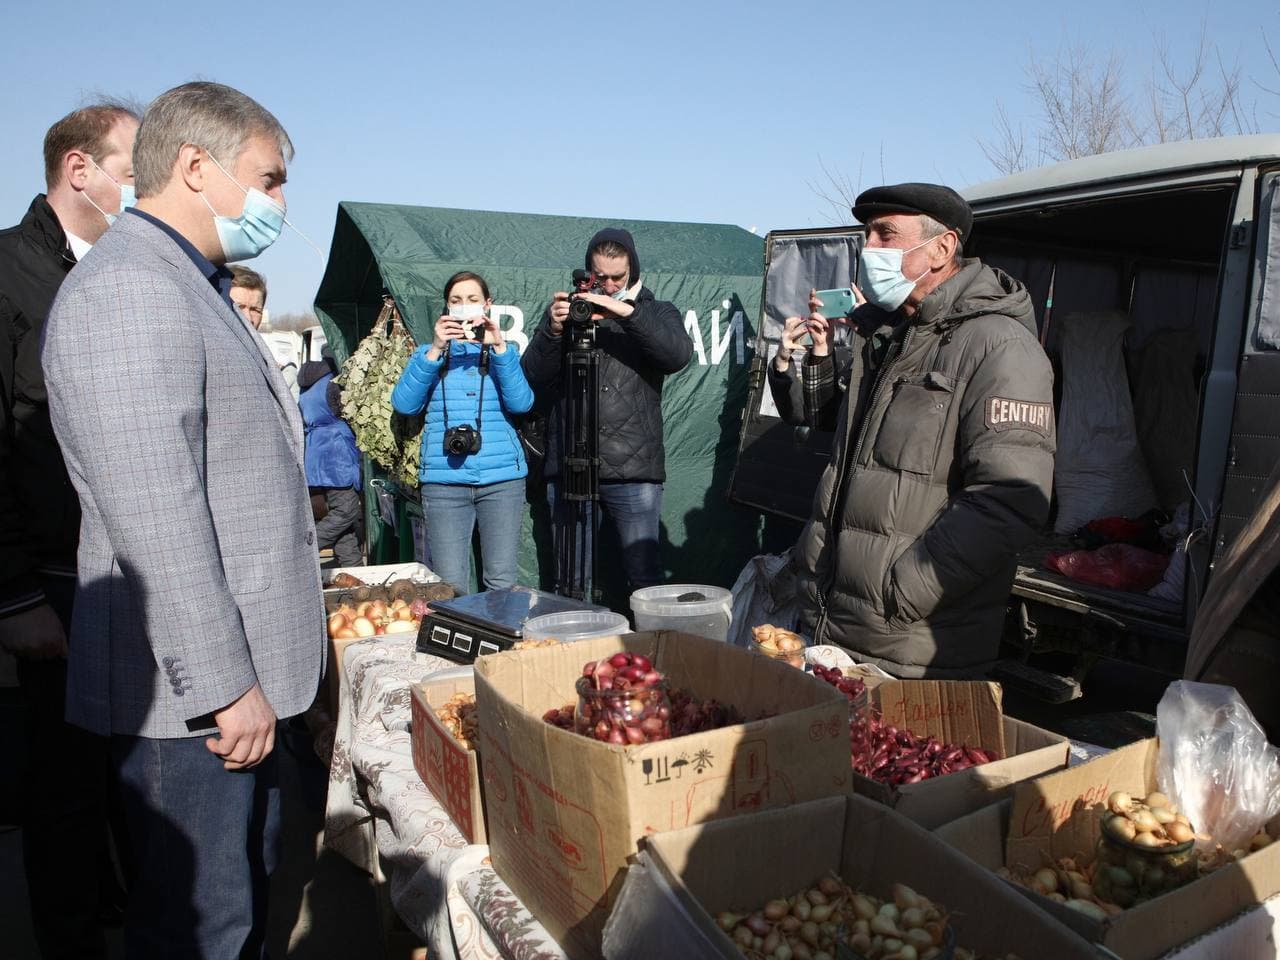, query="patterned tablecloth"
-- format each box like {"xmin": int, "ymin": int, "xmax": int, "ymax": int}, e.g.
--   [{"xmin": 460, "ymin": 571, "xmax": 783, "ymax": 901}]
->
[{"xmin": 322, "ymin": 636, "xmax": 568, "ymax": 960}]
